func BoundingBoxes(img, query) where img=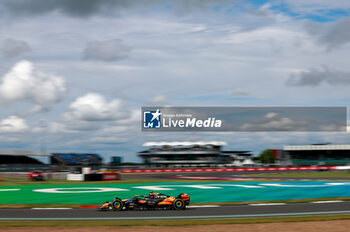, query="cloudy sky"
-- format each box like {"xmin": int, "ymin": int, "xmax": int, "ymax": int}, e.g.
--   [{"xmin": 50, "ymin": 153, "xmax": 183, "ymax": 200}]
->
[{"xmin": 1, "ymin": 0, "xmax": 350, "ymax": 162}]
